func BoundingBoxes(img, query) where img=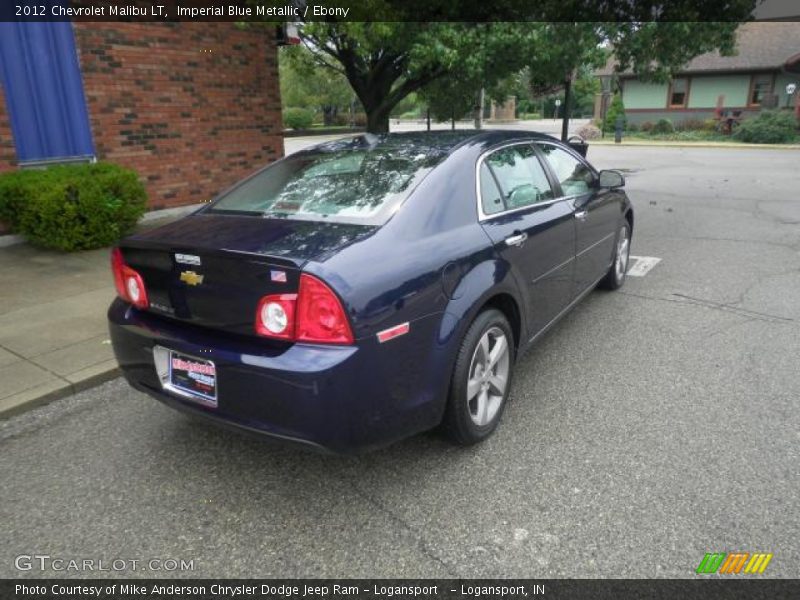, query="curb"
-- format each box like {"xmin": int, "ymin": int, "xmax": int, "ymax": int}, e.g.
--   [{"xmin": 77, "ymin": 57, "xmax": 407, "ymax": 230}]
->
[
  {"xmin": 589, "ymin": 140, "xmax": 800, "ymax": 150},
  {"xmin": 0, "ymin": 365, "xmax": 120, "ymax": 420}
]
